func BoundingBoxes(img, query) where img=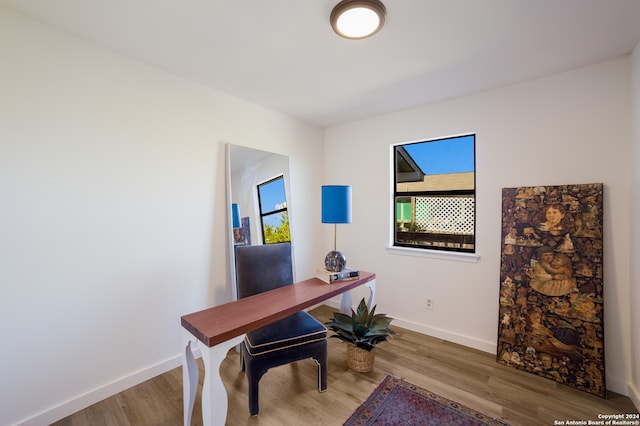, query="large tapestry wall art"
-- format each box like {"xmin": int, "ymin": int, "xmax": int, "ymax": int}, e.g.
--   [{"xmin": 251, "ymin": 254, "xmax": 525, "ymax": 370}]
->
[{"xmin": 497, "ymin": 183, "xmax": 605, "ymax": 397}]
